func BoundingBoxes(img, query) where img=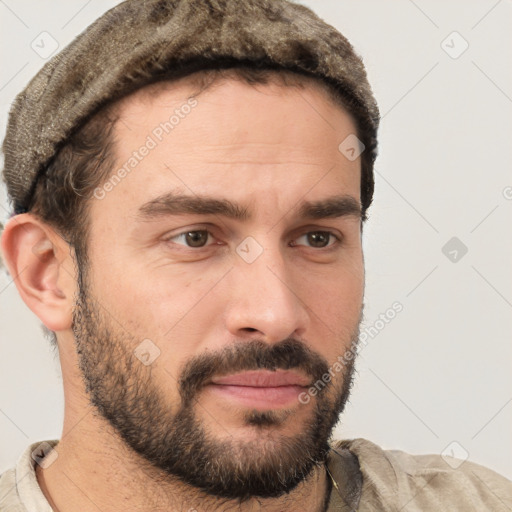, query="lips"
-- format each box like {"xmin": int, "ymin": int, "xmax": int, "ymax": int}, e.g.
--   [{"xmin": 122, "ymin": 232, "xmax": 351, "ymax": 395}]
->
[
  {"xmin": 205, "ymin": 370, "xmax": 313, "ymax": 409},
  {"xmin": 209, "ymin": 369, "xmax": 311, "ymax": 388}
]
